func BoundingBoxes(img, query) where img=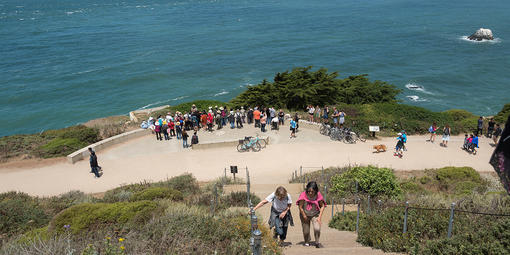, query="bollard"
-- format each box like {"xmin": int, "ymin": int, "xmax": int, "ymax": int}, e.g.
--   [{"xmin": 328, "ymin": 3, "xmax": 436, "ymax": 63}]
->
[
  {"xmin": 253, "ymin": 229, "xmax": 262, "ymax": 255},
  {"xmin": 355, "ymin": 181, "xmax": 359, "ymax": 194},
  {"xmin": 367, "ymin": 195, "xmax": 371, "ymax": 214},
  {"xmin": 447, "ymin": 202, "xmax": 456, "ymax": 238},
  {"xmin": 342, "ymin": 198, "xmax": 345, "ymax": 216},
  {"xmin": 403, "ymin": 201, "xmax": 409, "ymax": 234},
  {"xmin": 356, "ymin": 198, "xmax": 360, "ymax": 233},
  {"xmin": 321, "ymin": 166, "xmax": 325, "ymax": 187},
  {"xmin": 331, "ymin": 197, "xmax": 335, "ymax": 217}
]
